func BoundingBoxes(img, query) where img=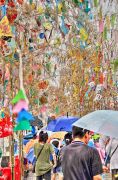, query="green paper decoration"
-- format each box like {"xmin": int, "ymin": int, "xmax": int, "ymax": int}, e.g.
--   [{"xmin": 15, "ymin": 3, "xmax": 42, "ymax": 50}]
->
[
  {"xmin": 94, "ymin": 0, "xmax": 98, "ymax": 7},
  {"xmin": 103, "ymin": 27, "xmax": 107, "ymax": 40},
  {"xmin": 55, "ymin": 106, "xmax": 59, "ymax": 114},
  {"xmin": 14, "ymin": 120, "xmax": 31, "ymax": 131},
  {"xmin": 29, "ymin": 0, "xmax": 33, "ymax": 4},
  {"xmin": 111, "ymin": 14, "xmax": 116, "ymax": 27},
  {"xmin": 12, "ymin": 89, "xmax": 26, "ymax": 104},
  {"xmin": 113, "ymin": 59, "xmax": 118, "ymax": 71}
]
